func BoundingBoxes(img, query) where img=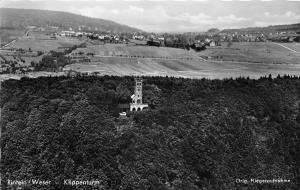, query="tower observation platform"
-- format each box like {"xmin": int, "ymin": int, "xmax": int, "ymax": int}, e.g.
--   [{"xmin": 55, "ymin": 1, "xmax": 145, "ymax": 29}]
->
[{"xmin": 130, "ymin": 77, "xmax": 148, "ymax": 112}]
